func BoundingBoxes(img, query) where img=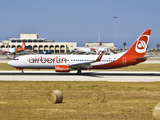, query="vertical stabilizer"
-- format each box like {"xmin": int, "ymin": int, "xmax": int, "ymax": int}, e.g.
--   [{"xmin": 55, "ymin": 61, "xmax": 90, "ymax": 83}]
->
[
  {"xmin": 20, "ymin": 41, "xmax": 26, "ymax": 50},
  {"xmin": 123, "ymin": 29, "xmax": 151, "ymax": 58}
]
